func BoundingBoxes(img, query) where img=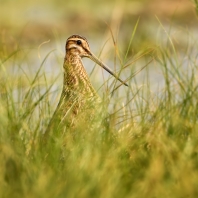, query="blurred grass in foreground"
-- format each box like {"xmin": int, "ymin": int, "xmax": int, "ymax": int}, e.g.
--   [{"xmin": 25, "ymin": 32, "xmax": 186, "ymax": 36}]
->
[{"xmin": 1, "ymin": 18, "xmax": 198, "ymax": 198}]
